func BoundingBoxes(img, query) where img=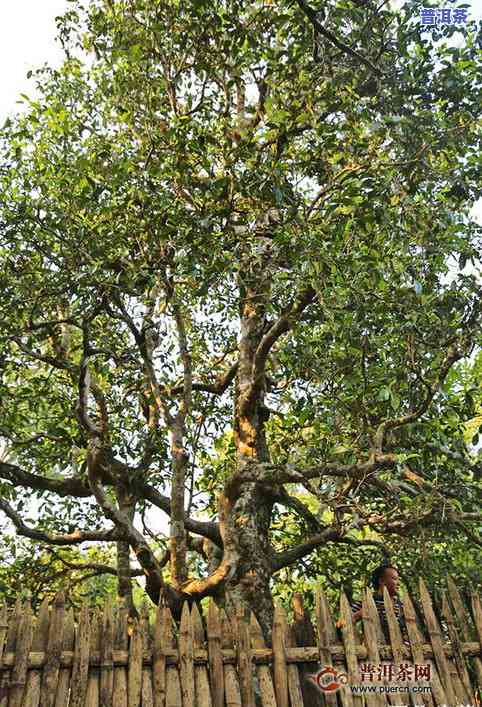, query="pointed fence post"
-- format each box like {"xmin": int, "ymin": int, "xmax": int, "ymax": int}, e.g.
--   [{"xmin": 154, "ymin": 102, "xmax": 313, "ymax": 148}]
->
[
  {"xmin": 18, "ymin": 597, "xmax": 51, "ymax": 707},
  {"xmin": 70, "ymin": 604, "xmax": 91, "ymax": 707},
  {"xmin": 164, "ymin": 607, "xmax": 182, "ymax": 707},
  {"xmin": 315, "ymin": 588, "xmax": 345, "ymax": 707},
  {"xmin": 179, "ymin": 602, "xmax": 196, "ymax": 707},
  {"xmin": 291, "ymin": 593, "xmax": 323, "ymax": 707},
  {"xmin": 100, "ymin": 602, "xmax": 114, "ymax": 707},
  {"xmin": 471, "ymin": 592, "xmax": 482, "ymax": 646},
  {"xmin": 441, "ymin": 593, "xmax": 473, "ymax": 704},
  {"xmin": 361, "ymin": 589, "xmax": 387, "ymax": 707},
  {"xmin": 153, "ymin": 601, "xmax": 169, "ymax": 707},
  {"xmin": 40, "ymin": 592, "xmax": 65, "ymax": 707},
  {"xmin": 220, "ymin": 610, "xmax": 241, "ymax": 707},
  {"xmin": 314, "ymin": 588, "xmax": 336, "ymax": 707},
  {"xmin": 272, "ymin": 605, "xmax": 289, "ymax": 707},
  {"xmin": 382, "ymin": 587, "xmax": 409, "ymax": 706},
  {"xmin": 340, "ymin": 592, "xmax": 363, "ymax": 707},
  {"xmin": 192, "ymin": 603, "xmax": 212, "ymax": 707},
  {"xmin": 86, "ymin": 610, "xmax": 102, "ymax": 707},
  {"xmin": 236, "ymin": 606, "xmax": 255, "ymax": 707},
  {"xmin": 140, "ymin": 602, "xmax": 154, "ymax": 707},
  {"xmin": 448, "ymin": 576, "xmax": 482, "ymax": 688},
  {"xmin": 1, "ymin": 598, "xmax": 21, "ymax": 707},
  {"xmin": 112, "ymin": 601, "xmax": 128, "ymax": 707},
  {"xmin": 419, "ymin": 578, "xmax": 457, "ymax": 706},
  {"xmin": 401, "ymin": 593, "xmax": 438, "ymax": 707},
  {"xmin": 54, "ymin": 606, "xmax": 75, "ymax": 707},
  {"xmin": 249, "ymin": 613, "xmax": 276, "ymax": 707},
  {"xmin": 128, "ymin": 615, "xmax": 143, "ymax": 707},
  {"xmin": 9, "ymin": 600, "xmax": 33, "ymax": 707},
  {"xmin": 284, "ymin": 619, "xmax": 304, "ymax": 707},
  {"xmin": 207, "ymin": 601, "xmax": 224, "ymax": 707}
]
